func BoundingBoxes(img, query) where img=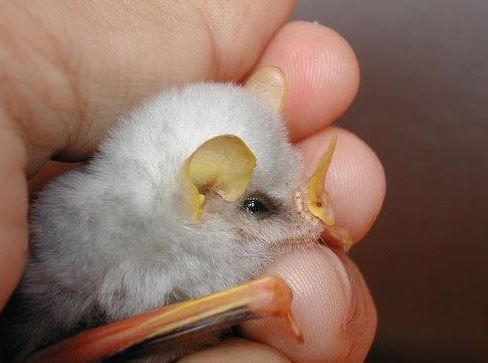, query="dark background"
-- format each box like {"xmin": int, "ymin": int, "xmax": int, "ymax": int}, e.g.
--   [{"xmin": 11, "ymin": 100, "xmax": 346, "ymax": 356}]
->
[{"xmin": 294, "ymin": 1, "xmax": 487, "ymax": 362}]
